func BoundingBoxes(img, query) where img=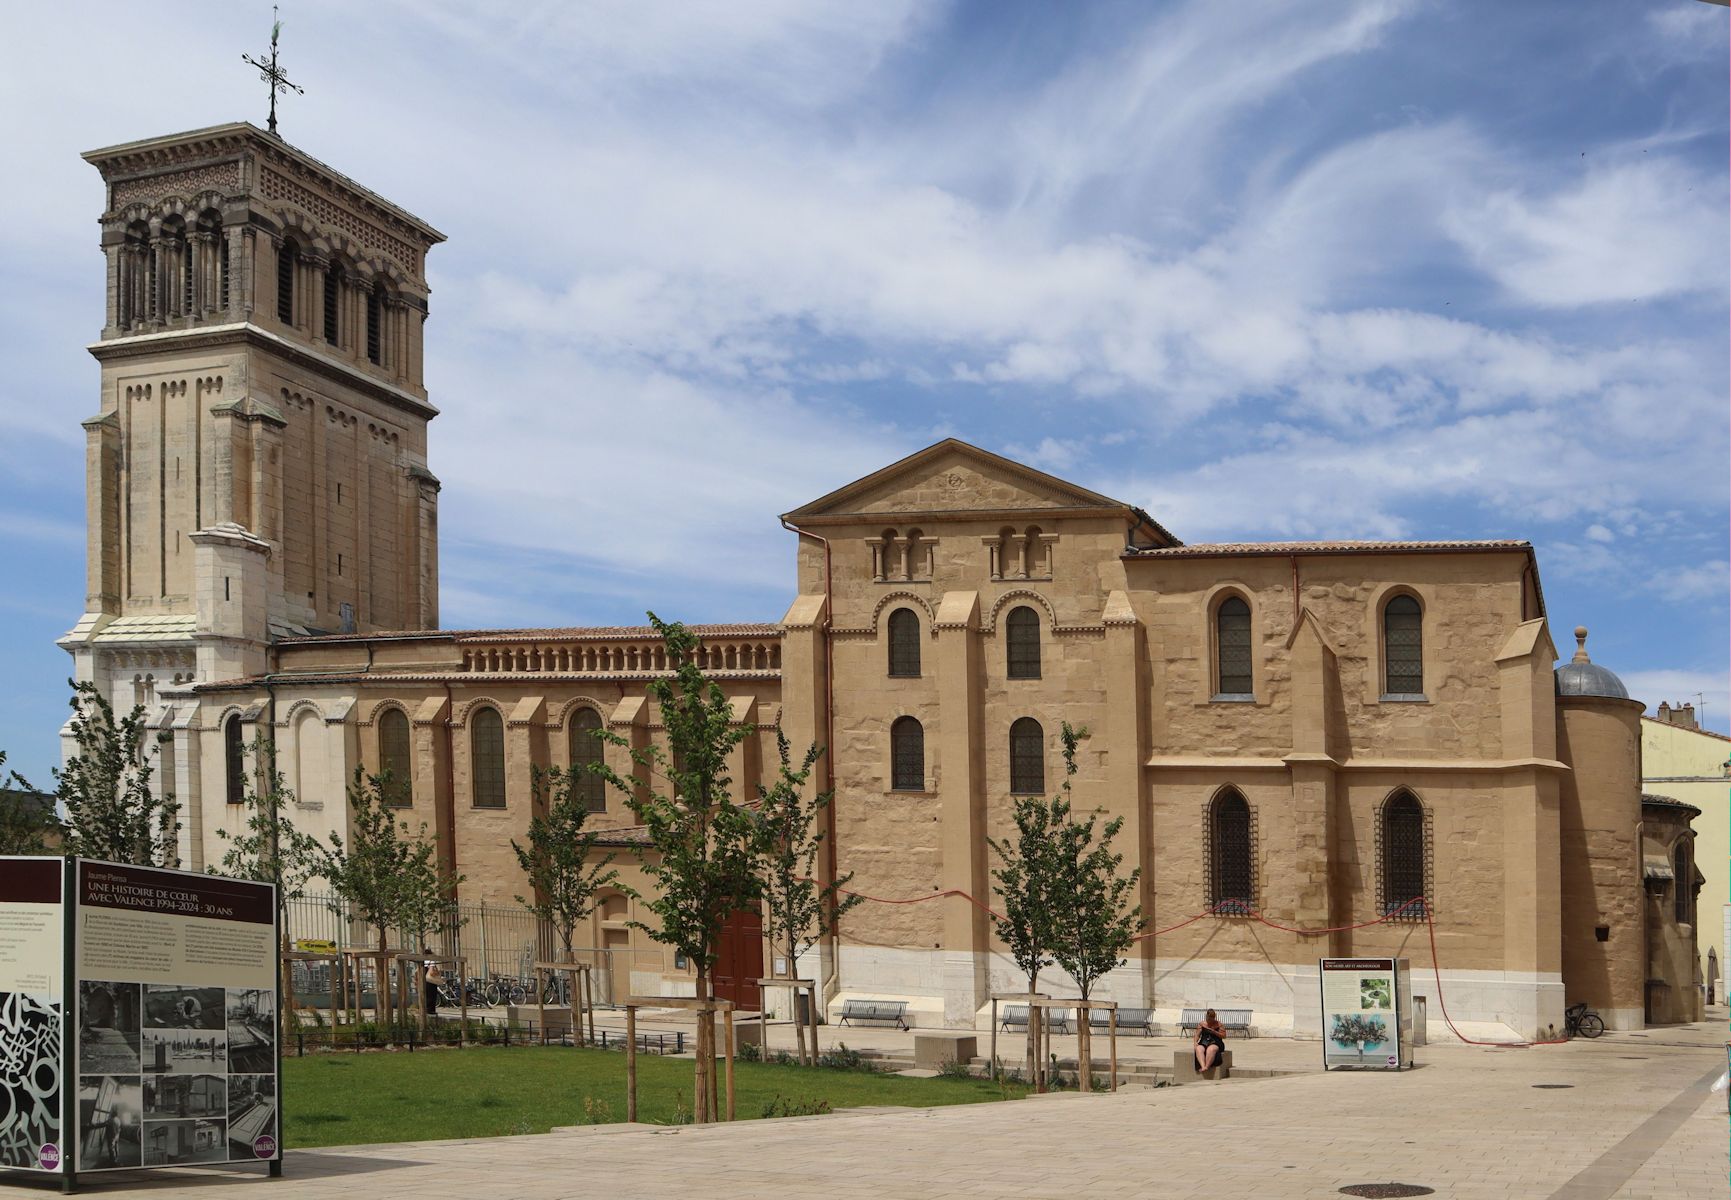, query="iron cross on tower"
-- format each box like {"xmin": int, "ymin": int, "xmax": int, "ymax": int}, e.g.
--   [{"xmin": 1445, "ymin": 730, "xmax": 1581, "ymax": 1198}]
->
[{"xmin": 241, "ymin": 6, "xmax": 304, "ymax": 137}]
